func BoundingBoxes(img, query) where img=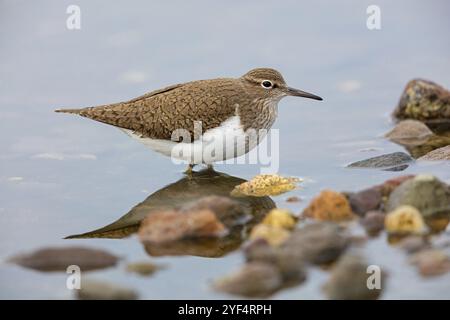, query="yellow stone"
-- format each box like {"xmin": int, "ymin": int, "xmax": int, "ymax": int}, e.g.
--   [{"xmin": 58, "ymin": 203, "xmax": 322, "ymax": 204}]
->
[
  {"xmin": 249, "ymin": 224, "xmax": 290, "ymax": 246},
  {"xmin": 385, "ymin": 205, "xmax": 426, "ymax": 234},
  {"xmin": 231, "ymin": 174, "xmax": 302, "ymax": 197},
  {"xmin": 302, "ymin": 189, "xmax": 355, "ymax": 221},
  {"xmin": 262, "ymin": 209, "xmax": 297, "ymax": 230}
]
